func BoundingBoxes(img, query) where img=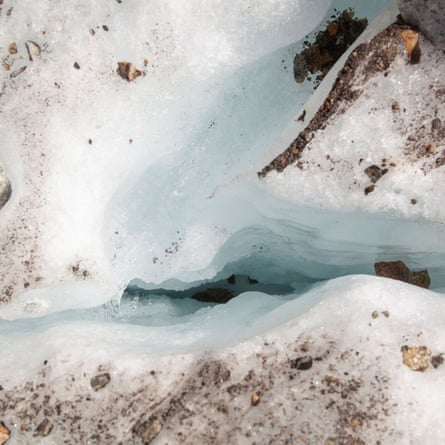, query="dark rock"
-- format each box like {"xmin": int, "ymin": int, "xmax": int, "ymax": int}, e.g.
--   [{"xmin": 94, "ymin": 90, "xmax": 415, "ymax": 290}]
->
[
  {"xmin": 364, "ymin": 185, "xmax": 375, "ymax": 195},
  {"xmin": 34, "ymin": 418, "xmax": 53, "ymax": 437},
  {"xmin": 432, "ymin": 117, "xmax": 442, "ymax": 131},
  {"xmin": 374, "ymin": 260, "xmax": 431, "ymax": 288},
  {"xmin": 290, "ymin": 356, "xmax": 313, "ymax": 370},
  {"xmin": 432, "ymin": 354, "xmax": 444, "ymax": 368},
  {"xmin": 364, "ymin": 165, "xmax": 388, "ymax": 183},
  {"xmin": 260, "ymin": 24, "xmax": 405, "ymax": 178},
  {"xmin": 293, "ymin": 9, "xmax": 368, "ymax": 85},
  {"xmin": 90, "ymin": 372, "xmax": 111, "ymax": 391},
  {"xmin": 409, "ymin": 270, "xmax": 431, "ymax": 288},
  {"xmin": 374, "ymin": 260, "xmax": 411, "ymax": 282},
  {"xmin": 192, "ymin": 287, "xmax": 234, "ymax": 304}
]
